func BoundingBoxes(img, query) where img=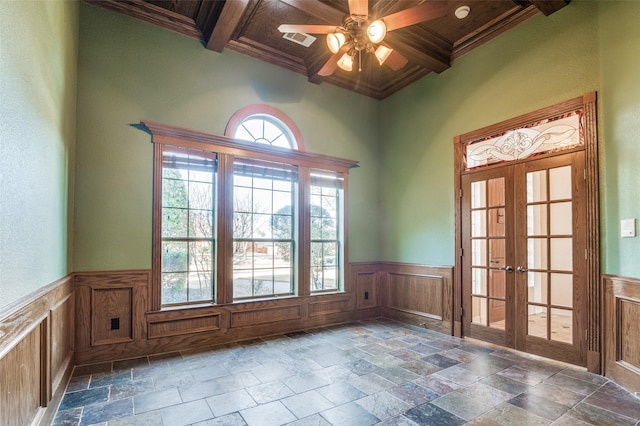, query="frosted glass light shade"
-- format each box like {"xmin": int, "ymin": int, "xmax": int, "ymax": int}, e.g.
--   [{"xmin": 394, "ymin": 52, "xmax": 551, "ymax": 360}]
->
[
  {"xmin": 374, "ymin": 45, "xmax": 392, "ymax": 65},
  {"xmin": 367, "ymin": 19, "xmax": 387, "ymax": 43},
  {"xmin": 326, "ymin": 32, "xmax": 346, "ymax": 53},
  {"xmin": 337, "ymin": 53, "xmax": 353, "ymax": 71}
]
